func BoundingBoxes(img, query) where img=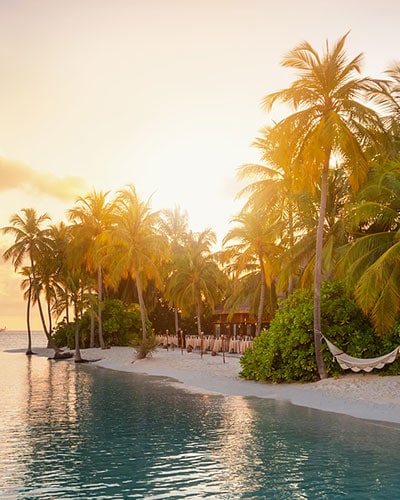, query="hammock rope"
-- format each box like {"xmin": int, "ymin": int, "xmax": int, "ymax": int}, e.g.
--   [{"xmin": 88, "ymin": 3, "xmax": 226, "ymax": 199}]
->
[{"xmin": 322, "ymin": 335, "xmax": 400, "ymax": 373}]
